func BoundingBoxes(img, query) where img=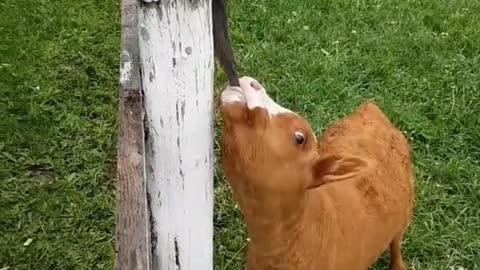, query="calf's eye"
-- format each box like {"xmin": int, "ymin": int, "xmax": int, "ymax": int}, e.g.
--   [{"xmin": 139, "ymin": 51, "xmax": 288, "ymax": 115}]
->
[{"xmin": 294, "ymin": 131, "xmax": 306, "ymax": 145}]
